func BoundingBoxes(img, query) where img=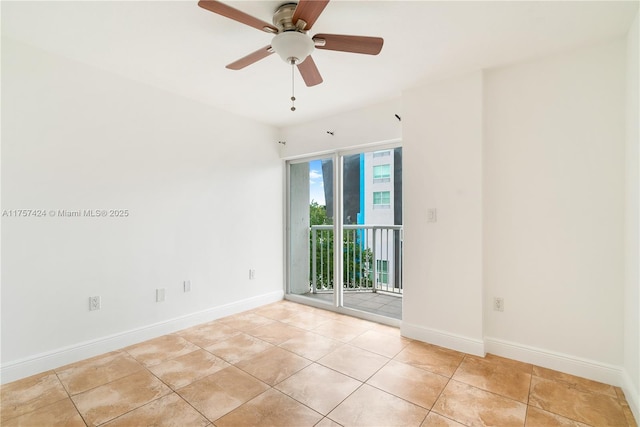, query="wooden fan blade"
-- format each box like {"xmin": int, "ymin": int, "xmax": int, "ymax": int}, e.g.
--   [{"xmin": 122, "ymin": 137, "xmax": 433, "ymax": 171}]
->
[
  {"xmin": 198, "ymin": 0, "xmax": 278, "ymax": 33},
  {"xmin": 226, "ymin": 45, "xmax": 274, "ymax": 70},
  {"xmin": 297, "ymin": 55, "xmax": 323, "ymax": 87},
  {"xmin": 313, "ymin": 34, "xmax": 383, "ymax": 55},
  {"xmin": 292, "ymin": 0, "xmax": 329, "ymax": 30}
]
